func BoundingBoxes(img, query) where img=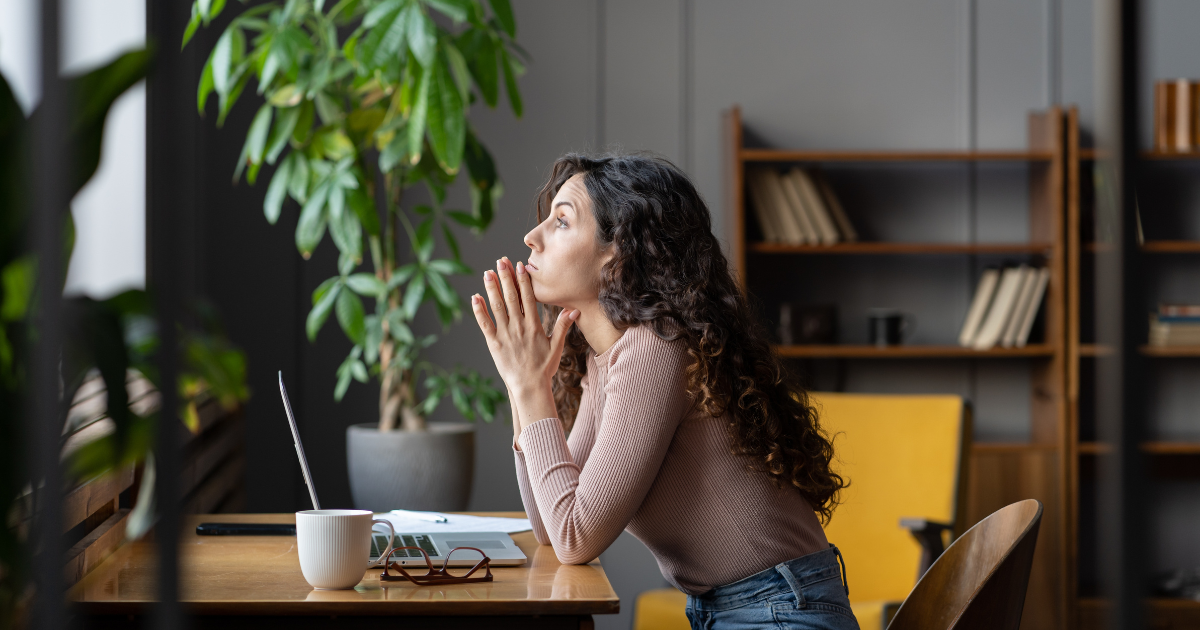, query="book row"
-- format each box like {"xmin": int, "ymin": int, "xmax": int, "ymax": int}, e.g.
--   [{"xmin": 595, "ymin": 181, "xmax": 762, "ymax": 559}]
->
[
  {"xmin": 959, "ymin": 265, "xmax": 1049, "ymax": 350},
  {"xmin": 1149, "ymin": 304, "xmax": 1200, "ymax": 346},
  {"xmin": 746, "ymin": 167, "xmax": 858, "ymax": 245}
]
